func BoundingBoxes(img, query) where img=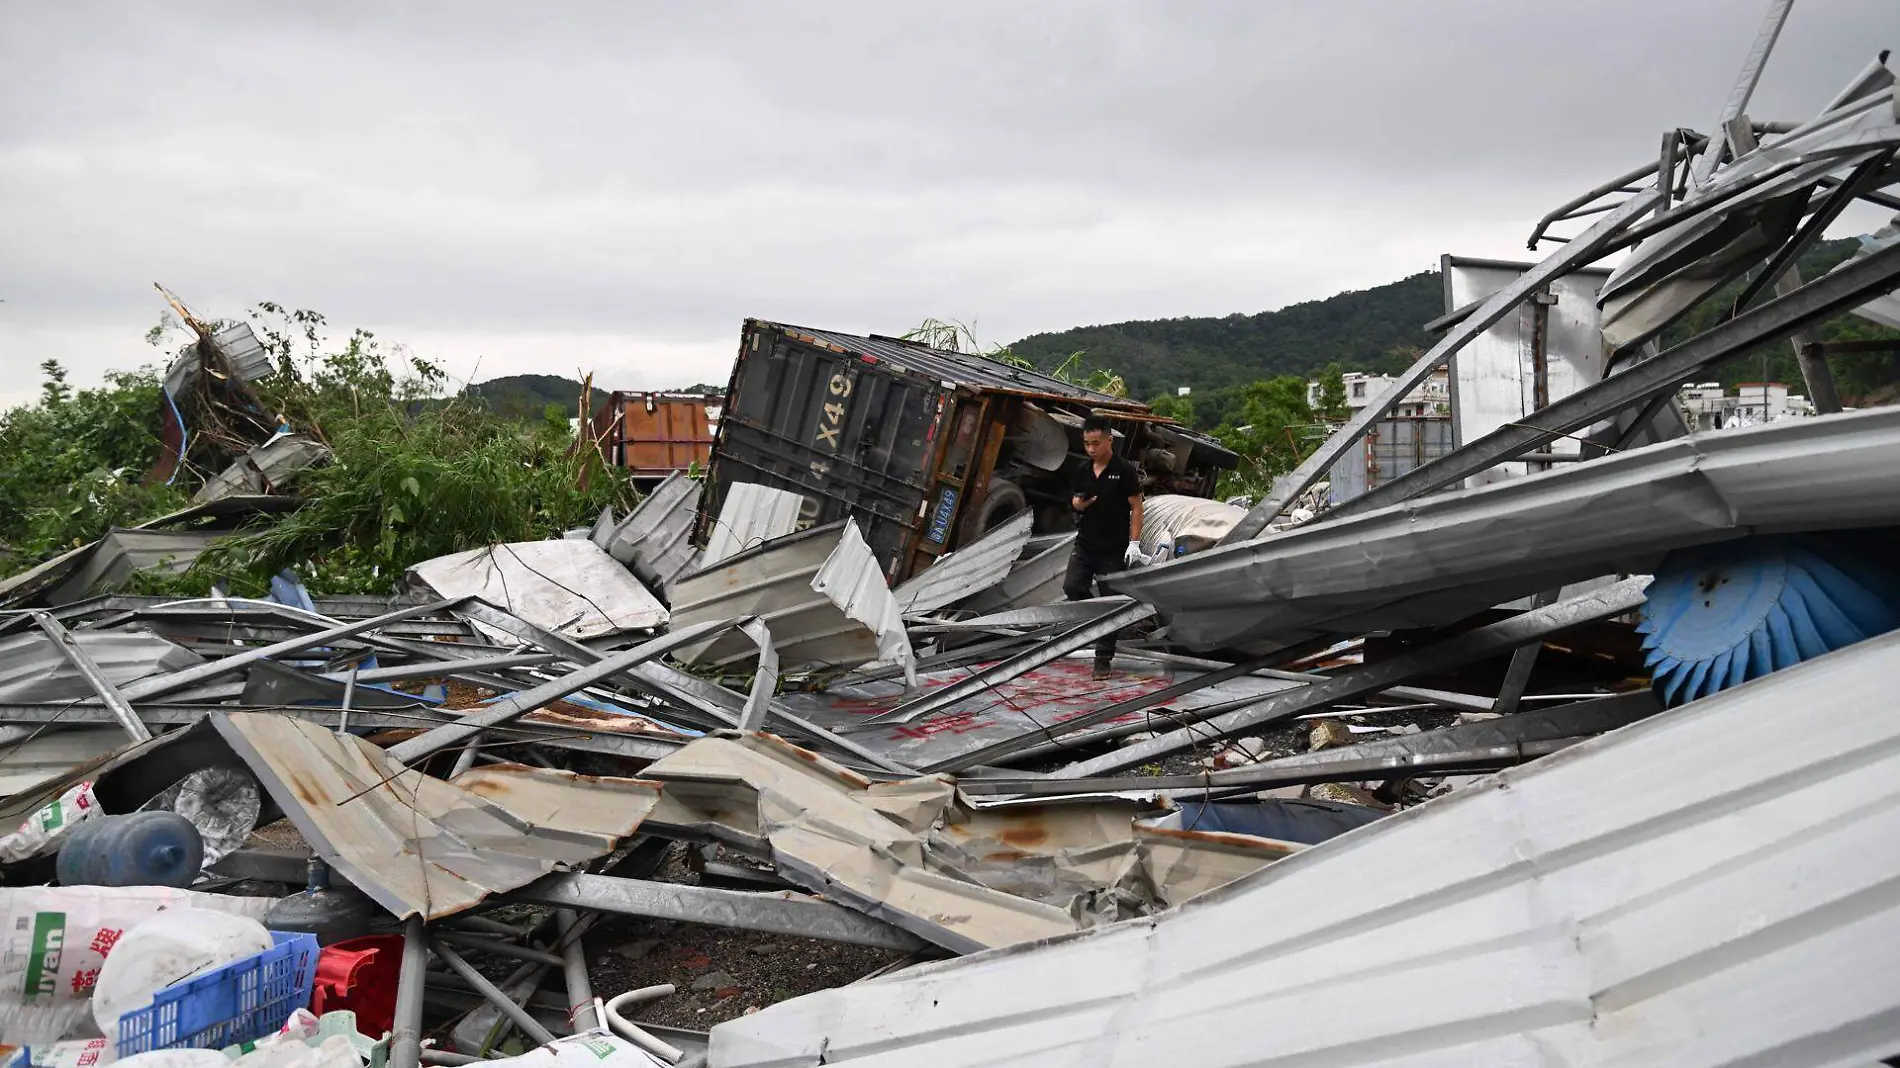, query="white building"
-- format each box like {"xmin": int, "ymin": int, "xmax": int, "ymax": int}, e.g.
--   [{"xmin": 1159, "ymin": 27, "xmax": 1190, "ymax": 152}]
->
[
  {"xmin": 1308, "ymin": 368, "xmax": 1449, "ymax": 419},
  {"xmin": 1678, "ymin": 381, "xmax": 1817, "ymax": 431}
]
